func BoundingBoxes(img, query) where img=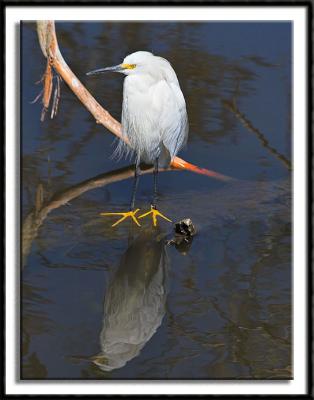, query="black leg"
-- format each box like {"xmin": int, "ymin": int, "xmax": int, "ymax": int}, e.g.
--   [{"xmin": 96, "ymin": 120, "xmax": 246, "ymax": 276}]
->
[
  {"xmin": 152, "ymin": 157, "xmax": 159, "ymax": 209},
  {"xmin": 130, "ymin": 164, "xmax": 140, "ymax": 211}
]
